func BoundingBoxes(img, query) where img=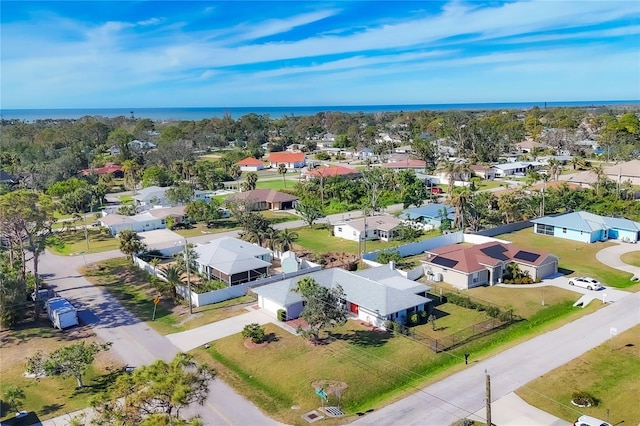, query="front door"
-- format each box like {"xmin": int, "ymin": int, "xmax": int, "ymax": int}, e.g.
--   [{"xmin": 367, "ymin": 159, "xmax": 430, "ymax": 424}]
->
[{"xmin": 349, "ymin": 303, "xmax": 359, "ymax": 314}]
